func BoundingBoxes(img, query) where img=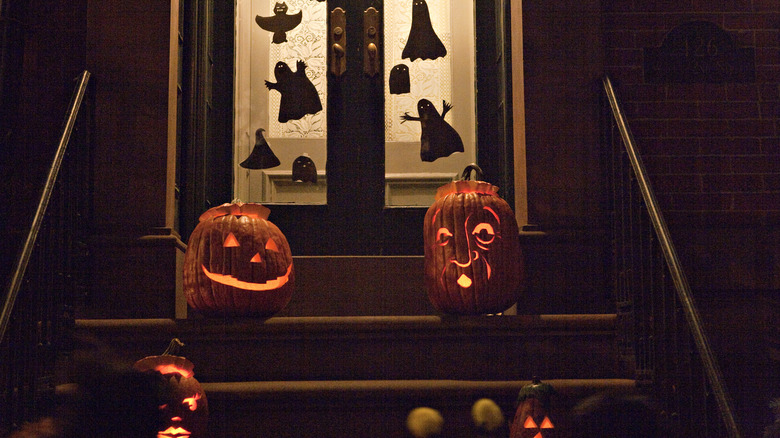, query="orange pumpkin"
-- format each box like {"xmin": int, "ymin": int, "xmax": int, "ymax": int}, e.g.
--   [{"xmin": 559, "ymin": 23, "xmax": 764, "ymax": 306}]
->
[
  {"xmin": 183, "ymin": 202, "xmax": 294, "ymax": 316},
  {"xmin": 134, "ymin": 339, "xmax": 209, "ymax": 438},
  {"xmin": 424, "ymin": 165, "xmax": 523, "ymax": 314},
  {"xmin": 509, "ymin": 378, "xmax": 559, "ymax": 438}
]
